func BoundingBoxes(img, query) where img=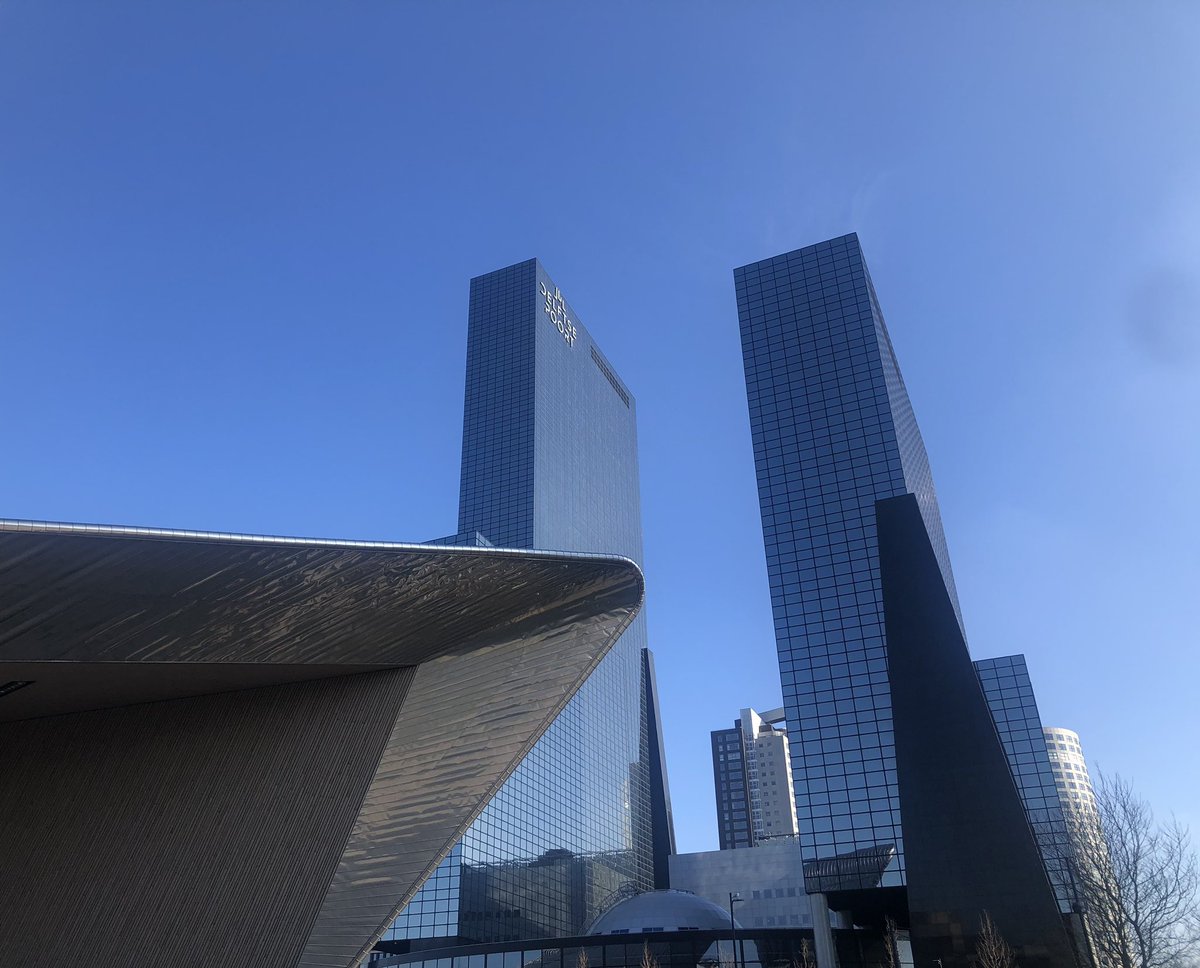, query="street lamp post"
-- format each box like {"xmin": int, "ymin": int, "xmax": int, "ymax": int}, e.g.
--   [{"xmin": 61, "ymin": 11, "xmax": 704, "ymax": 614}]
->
[{"xmin": 728, "ymin": 892, "xmax": 743, "ymax": 968}]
